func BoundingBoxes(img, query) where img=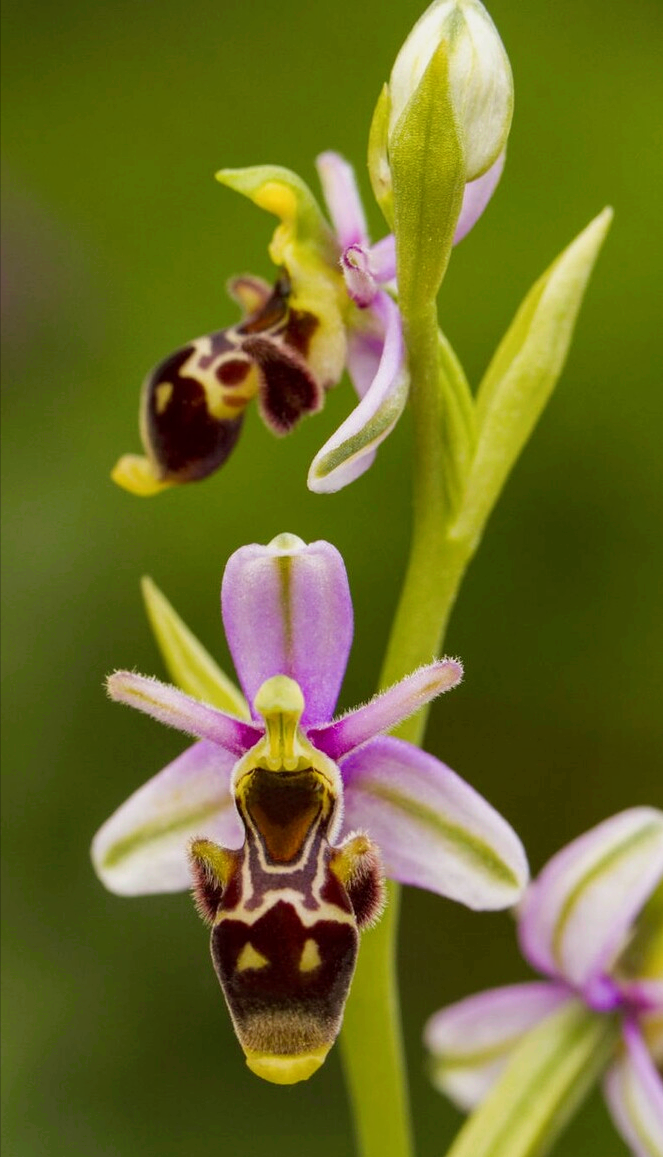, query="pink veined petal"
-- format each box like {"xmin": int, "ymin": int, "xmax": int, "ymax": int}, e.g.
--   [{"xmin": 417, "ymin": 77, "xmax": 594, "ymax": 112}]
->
[
  {"xmin": 518, "ymin": 808, "xmax": 663, "ymax": 992},
  {"xmin": 221, "ymin": 534, "xmax": 353, "ymax": 726},
  {"xmin": 310, "ymin": 659, "xmax": 463, "ymax": 760},
  {"xmin": 339, "ymin": 736, "xmax": 529, "ymax": 909},
  {"xmin": 106, "ymin": 671, "xmax": 261, "ymax": 755},
  {"xmin": 603, "ymin": 1021, "xmax": 663, "ymax": 1157},
  {"xmin": 369, "ymin": 234, "xmax": 397, "ymax": 284},
  {"xmin": 91, "ymin": 741, "xmax": 243, "ymax": 895},
  {"xmin": 316, "ymin": 150, "xmax": 369, "ymax": 250},
  {"xmin": 453, "ymin": 151, "xmax": 506, "ymax": 245},
  {"xmin": 345, "ymin": 325, "xmax": 384, "ymax": 401},
  {"xmin": 424, "ymin": 982, "xmax": 573, "ymax": 1111},
  {"xmin": 307, "ymin": 291, "xmax": 408, "ymax": 494}
]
